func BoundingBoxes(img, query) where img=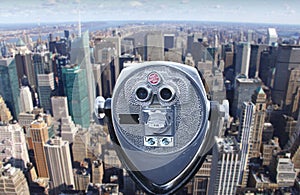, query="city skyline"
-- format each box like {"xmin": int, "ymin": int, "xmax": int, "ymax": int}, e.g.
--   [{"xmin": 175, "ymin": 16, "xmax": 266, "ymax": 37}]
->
[{"xmin": 0, "ymin": 0, "xmax": 300, "ymax": 25}]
